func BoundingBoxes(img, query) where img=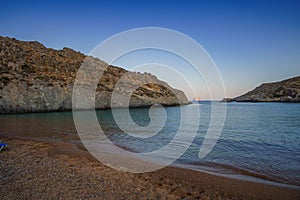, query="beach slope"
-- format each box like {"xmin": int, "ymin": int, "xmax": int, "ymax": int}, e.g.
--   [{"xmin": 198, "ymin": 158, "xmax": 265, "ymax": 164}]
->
[{"xmin": 1, "ymin": 138, "xmax": 299, "ymax": 200}]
